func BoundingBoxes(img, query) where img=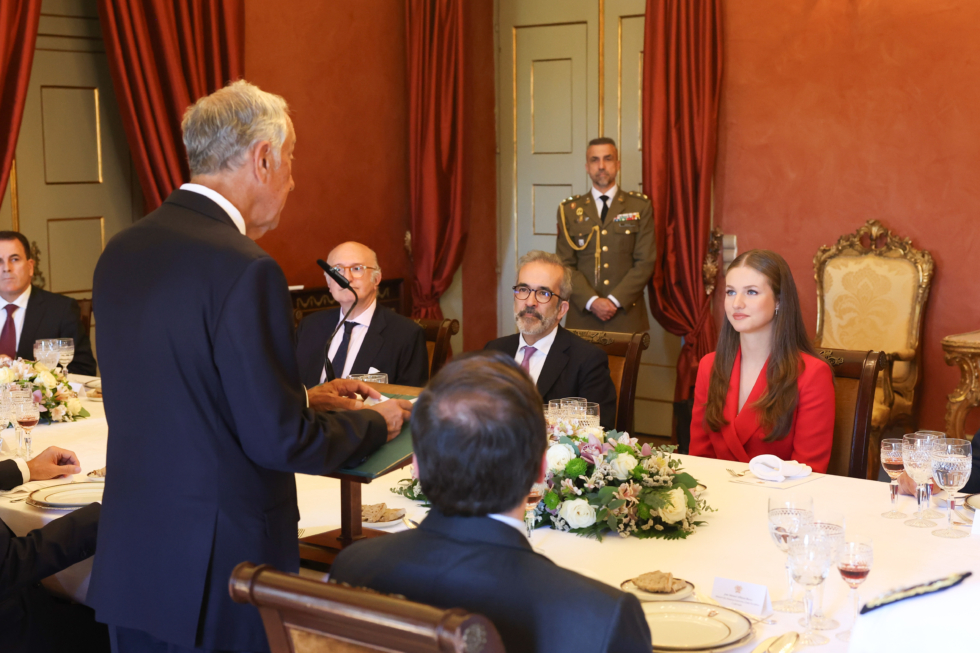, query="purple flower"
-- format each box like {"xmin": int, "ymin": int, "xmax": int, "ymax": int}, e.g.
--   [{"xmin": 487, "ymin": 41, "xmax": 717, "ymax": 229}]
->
[
  {"xmin": 640, "ymin": 443, "xmax": 653, "ymax": 457},
  {"xmin": 578, "ymin": 442, "xmax": 603, "ymax": 464}
]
